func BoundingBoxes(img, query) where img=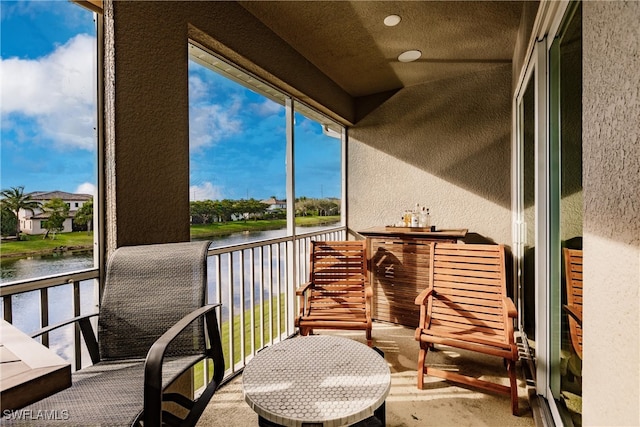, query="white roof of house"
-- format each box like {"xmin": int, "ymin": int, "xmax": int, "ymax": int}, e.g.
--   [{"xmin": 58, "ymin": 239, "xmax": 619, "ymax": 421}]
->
[{"xmin": 27, "ymin": 191, "xmax": 92, "ymax": 201}]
